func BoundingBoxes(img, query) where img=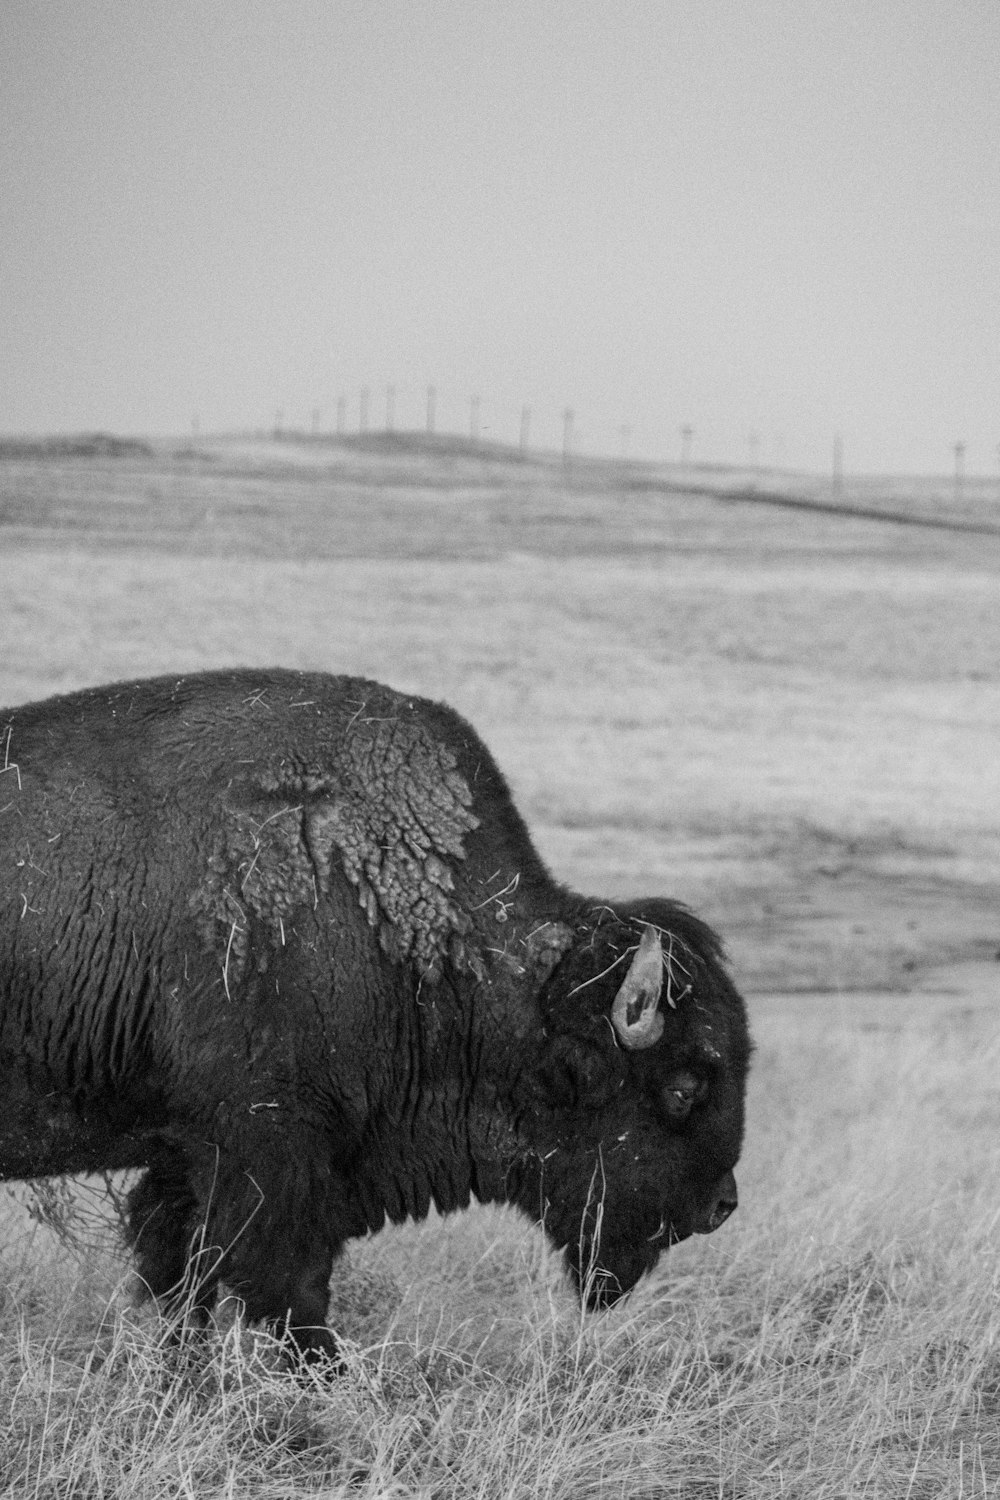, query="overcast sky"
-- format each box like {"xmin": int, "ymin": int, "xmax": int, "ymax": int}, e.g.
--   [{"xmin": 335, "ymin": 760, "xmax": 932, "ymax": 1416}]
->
[{"xmin": 2, "ymin": 0, "xmax": 997, "ymax": 472}]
